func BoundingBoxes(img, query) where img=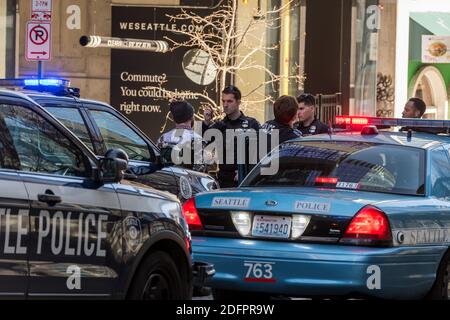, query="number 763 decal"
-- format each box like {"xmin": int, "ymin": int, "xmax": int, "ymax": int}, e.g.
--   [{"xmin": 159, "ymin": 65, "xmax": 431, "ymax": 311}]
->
[{"xmin": 244, "ymin": 261, "xmax": 276, "ymax": 283}]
